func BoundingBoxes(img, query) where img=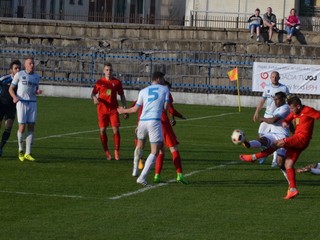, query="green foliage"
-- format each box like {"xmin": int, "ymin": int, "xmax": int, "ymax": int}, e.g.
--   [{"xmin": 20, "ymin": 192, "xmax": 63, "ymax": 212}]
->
[{"xmin": 0, "ymin": 96, "xmax": 319, "ymax": 240}]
